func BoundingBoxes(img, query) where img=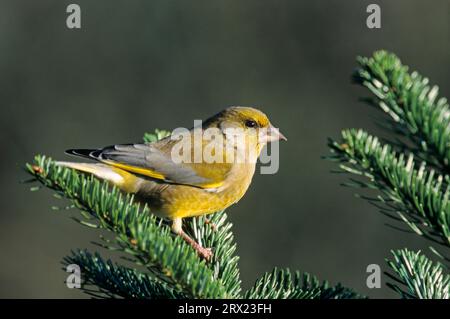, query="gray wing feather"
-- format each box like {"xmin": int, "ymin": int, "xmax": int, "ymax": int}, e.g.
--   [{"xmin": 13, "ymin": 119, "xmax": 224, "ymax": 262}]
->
[{"xmin": 96, "ymin": 144, "xmax": 209, "ymax": 186}]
